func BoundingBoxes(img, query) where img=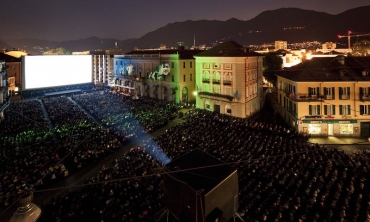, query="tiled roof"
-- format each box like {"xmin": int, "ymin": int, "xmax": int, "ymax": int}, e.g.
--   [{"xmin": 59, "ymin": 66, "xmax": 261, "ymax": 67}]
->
[
  {"xmin": 195, "ymin": 41, "xmax": 262, "ymax": 57},
  {"xmin": 277, "ymin": 56, "xmax": 370, "ymax": 82}
]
